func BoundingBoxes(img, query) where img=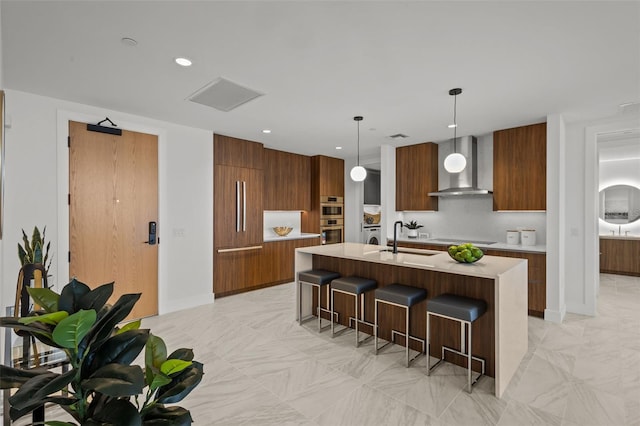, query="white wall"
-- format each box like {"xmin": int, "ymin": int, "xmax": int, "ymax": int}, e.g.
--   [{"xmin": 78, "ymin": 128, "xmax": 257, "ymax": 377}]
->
[{"xmin": 1, "ymin": 90, "xmax": 214, "ymax": 314}]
